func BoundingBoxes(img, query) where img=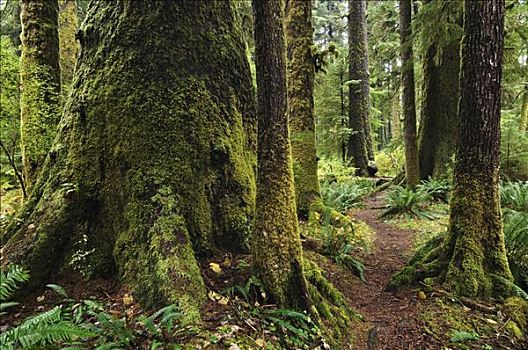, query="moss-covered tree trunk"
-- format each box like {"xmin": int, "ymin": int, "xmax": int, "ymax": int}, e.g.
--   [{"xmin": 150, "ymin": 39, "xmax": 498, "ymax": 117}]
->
[
  {"xmin": 418, "ymin": 39, "xmax": 460, "ymax": 180},
  {"xmin": 252, "ymin": 0, "xmax": 311, "ymax": 310},
  {"xmin": 399, "ymin": 0, "xmax": 420, "ymax": 188},
  {"xmin": 285, "ymin": 0, "xmax": 322, "ymax": 219},
  {"xmin": 58, "ymin": 0, "xmax": 80, "ymax": 95},
  {"xmin": 392, "ymin": 0, "xmax": 512, "ymax": 298},
  {"xmin": 20, "ymin": 0, "xmax": 62, "ymax": 192},
  {"xmin": 347, "ymin": 0, "xmax": 372, "ymax": 176},
  {"xmin": 443, "ymin": 0, "xmax": 511, "ymax": 297},
  {"xmin": 520, "ymin": 85, "xmax": 528, "ymax": 131},
  {"xmin": 4, "ymin": 0, "xmax": 256, "ymax": 320}
]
